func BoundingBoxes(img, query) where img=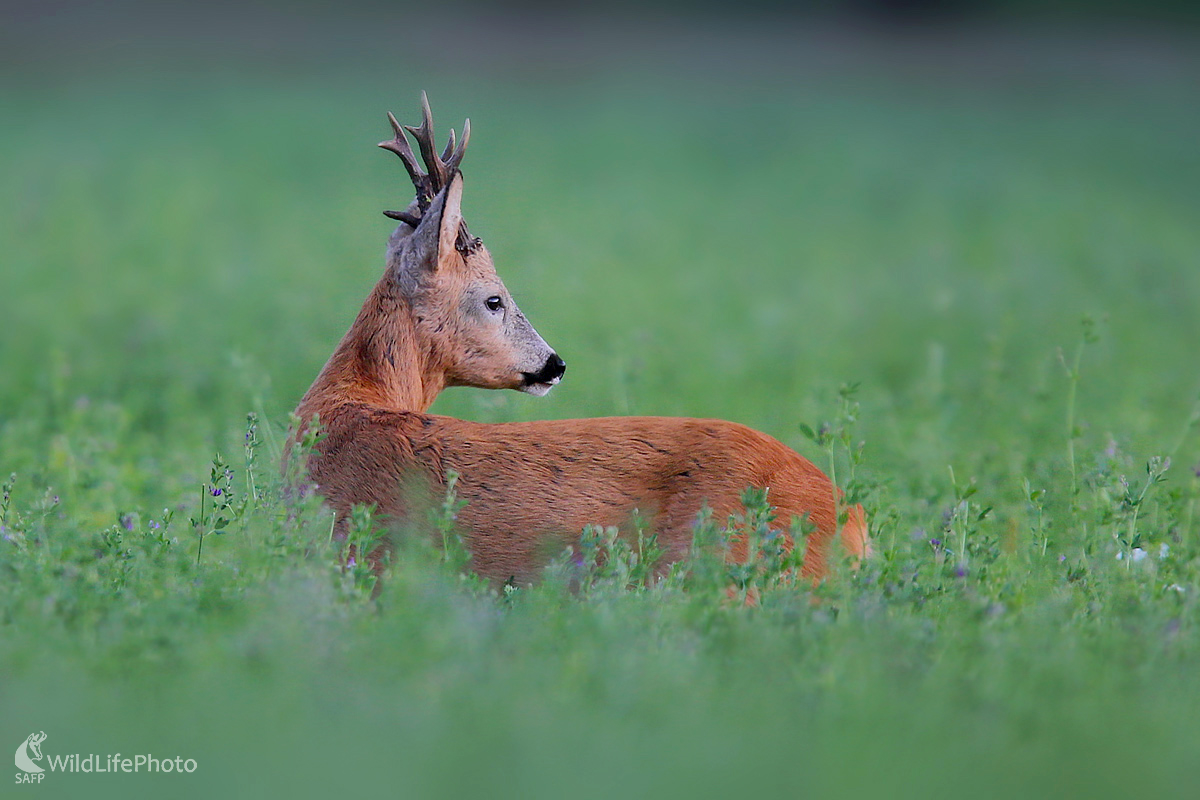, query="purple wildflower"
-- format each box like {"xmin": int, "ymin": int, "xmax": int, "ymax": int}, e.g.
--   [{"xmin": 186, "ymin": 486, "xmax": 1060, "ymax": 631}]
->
[
  {"xmin": 1192, "ymin": 463, "xmax": 1200, "ymax": 479},
  {"xmin": 121, "ymin": 514, "xmax": 134, "ymax": 531},
  {"xmin": 1059, "ymin": 554, "xmax": 1067, "ymax": 562},
  {"xmin": 150, "ymin": 520, "xmax": 160, "ymax": 530},
  {"xmin": 954, "ymin": 565, "xmax": 967, "ymax": 578},
  {"xmin": 210, "ymin": 486, "xmax": 223, "ymax": 497},
  {"xmin": 930, "ymin": 538, "xmax": 942, "ymax": 548}
]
